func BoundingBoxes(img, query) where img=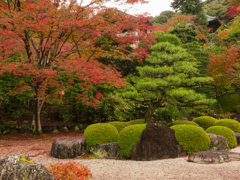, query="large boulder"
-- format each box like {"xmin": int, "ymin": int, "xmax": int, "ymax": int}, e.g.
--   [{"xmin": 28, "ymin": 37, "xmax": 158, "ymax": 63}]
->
[
  {"xmin": 188, "ymin": 151, "xmax": 240, "ymax": 164},
  {"xmin": 50, "ymin": 137, "xmax": 87, "ymax": 159},
  {"xmin": 234, "ymin": 132, "xmax": 240, "ymax": 145},
  {"xmin": 0, "ymin": 154, "xmax": 56, "ymax": 180},
  {"xmin": 207, "ymin": 133, "xmax": 229, "ymax": 151},
  {"xmin": 131, "ymin": 123, "xmax": 186, "ymax": 161},
  {"xmin": 89, "ymin": 142, "xmax": 122, "ymax": 159}
]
